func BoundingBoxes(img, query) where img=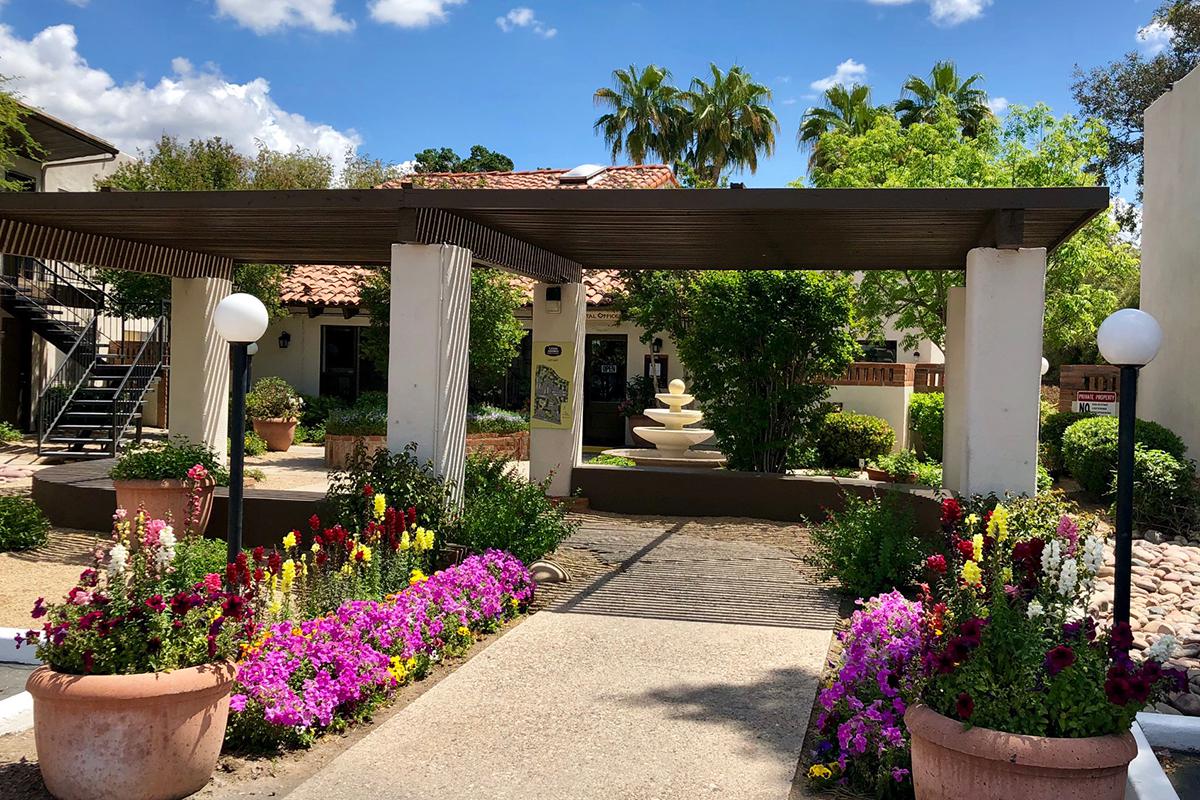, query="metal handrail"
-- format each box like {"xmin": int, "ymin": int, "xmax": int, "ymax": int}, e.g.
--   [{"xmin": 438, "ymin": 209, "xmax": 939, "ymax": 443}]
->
[
  {"xmin": 0, "ymin": 262, "xmax": 110, "ymax": 345},
  {"xmin": 35, "ymin": 316, "xmax": 99, "ymax": 446},
  {"xmin": 108, "ymin": 313, "xmax": 168, "ymax": 454}
]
